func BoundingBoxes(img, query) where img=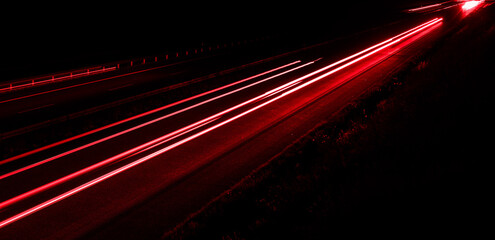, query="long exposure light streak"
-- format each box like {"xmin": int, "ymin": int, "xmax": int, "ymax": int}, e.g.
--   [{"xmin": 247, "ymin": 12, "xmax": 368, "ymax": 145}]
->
[
  {"xmin": 0, "ymin": 17, "xmax": 443, "ymax": 229},
  {"xmin": 0, "ymin": 61, "xmax": 317, "ymax": 209},
  {"xmin": 1, "ymin": 17, "xmax": 441, "ymax": 169},
  {"xmin": 408, "ymin": 3, "xmax": 442, "ymax": 12},
  {"xmin": 0, "ymin": 61, "xmax": 306, "ymax": 176},
  {"xmin": 0, "ymin": 61, "xmax": 302, "ymax": 167}
]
